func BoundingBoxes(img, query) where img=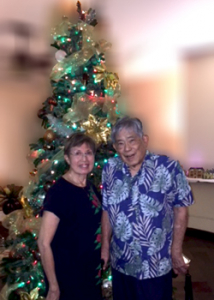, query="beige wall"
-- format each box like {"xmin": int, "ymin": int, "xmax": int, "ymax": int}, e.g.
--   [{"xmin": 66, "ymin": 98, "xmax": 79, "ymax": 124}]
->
[
  {"xmin": 123, "ymin": 70, "xmax": 186, "ymax": 162},
  {"xmin": 184, "ymin": 50, "xmax": 214, "ymax": 169}
]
